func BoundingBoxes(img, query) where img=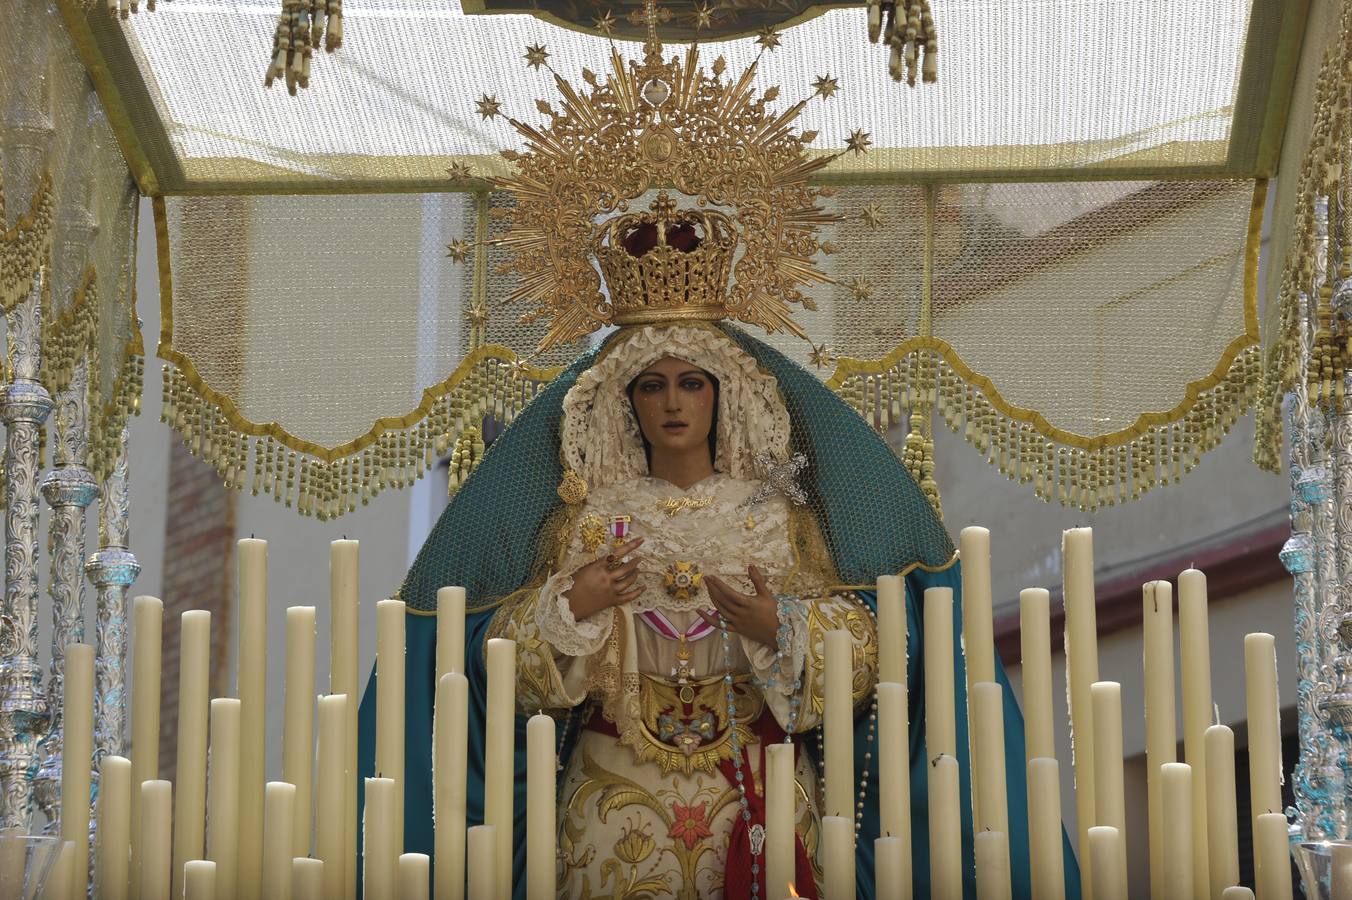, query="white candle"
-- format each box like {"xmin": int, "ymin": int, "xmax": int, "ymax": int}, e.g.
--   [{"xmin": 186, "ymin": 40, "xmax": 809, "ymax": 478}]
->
[
  {"xmin": 60, "ymin": 643, "xmax": 93, "ymax": 900},
  {"xmin": 284, "ymin": 606, "xmax": 317, "ymax": 857},
  {"xmin": 293, "ymin": 857, "xmax": 324, "ymax": 900},
  {"xmin": 822, "ymin": 815, "xmax": 855, "ymax": 900},
  {"xmin": 1220, "ymin": 889, "xmax": 1255, "ymax": 900},
  {"xmin": 527, "ymin": 713, "xmax": 556, "ymax": 900},
  {"xmin": 1331, "ymin": 843, "xmax": 1352, "ymax": 899},
  {"xmin": 139, "ymin": 780, "xmax": 172, "ymax": 900},
  {"xmin": 129, "ymin": 595, "xmax": 162, "ymax": 891},
  {"xmin": 183, "ymin": 860, "xmax": 216, "ymax": 900},
  {"xmin": 485, "ymin": 638, "xmax": 516, "ymax": 897},
  {"xmin": 41, "ymin": 840, "xmax": 74, "ymax": 900},
  {"xmin": 1178, "ymin": 568, "xmax": 1213, "ymax": 900},
  {"xmin": 317, "ymin": 694, "xmax": 349, "ymax": 900},
  {"xmin": 874, "ymin": 835, "xmax": 906, "ymax": 900},
  {"xmin": 1019, "ymin": 588, "xmax": 1055, "ymax": 762},
  {"xmin": 435, "ymin": 673, "xmax": 469, "ymax": 900},
  {"xmin": 765, "ymin": 743, "xmax": 797, "ymax": 899},
  {"xmin": 923, "ymin": 588, "xmax": 957, "ymax": 759},
  {"xmin": 399, "ymin": 853, "xmax": 430, "ymax": 900},
  {"xmin": 928, "ymin": 755, "xmax": 962, "ymax": 900},
  {"xmin": 974, "ymin": 830, "xmax": 1012, "ymax": 900},
  {"xmin": 437, "ymin": 586, "xmax": 466, "ymax": 679},
  {"xmin": 1253, "ymin": 812, "xmax": 1293, "ymax": 900},
  {"xmin": 876, "ymin": 681, "xmax": 911, "ymax": 898},
  {"xmin": 1087, "ymin": 826, "xmax": 1126, "ymax": 900},
  {"xmin": 330, "ymin": 538, "xmax": 360, "ymax": 900},
  {"xmin": 95, "ymin": 755, "xmax": 131, "ymax": 900},
  {"xmin": 466, "ymin": 825, "xmax": 497, "ymax": 900},
  {"xmin": 376, "ymin": 599, "xmax": 407, "ymax": 860},
  {"xmin": 1026, "ymin": 758, "xmax": 1066, "ymax": 900},
  {"xmin": 1205, "ymin": 725, "xmax": 1240, "ymax": 898},
  {"xmin": 877, "ymin": 575, "xmax": 906, "ymax": 685},
  {"xmin": 237, "ymin": 538, "xmax": 268, "ymax": 900},
  {"xmin": 1160, "ymin": 763, "xmax": 1194, "ymax": 900},
  {"xmin": 1244, "ymin": 634, "xmax": 1283, "ymax": 827},
  {"xmin": 207, "ymin": 698, "xmax": 242, "ymax": 900},
  {"xmin": 173, "ymin": 610, "xmax": 212, "ymax": 900},
  {"xmin": 1090, "ymin": 681, "xmax": 1127, "ymax": 895},
  {"xmin": 264, "ymin": 782, "xmax": 296, "ymax": 900},
  {"xmin": 960, "ymin": 527, "xmax": 995, "ymax": 685},
  {"xmin": 364, "ymin": 777, "xmax": 397, "ymax": 900},
  {"xmin": 1142, "ymin": 580, "xmax": 1177, "ymax": 900},
  {"xmin": 1063, "ymin": 528, "xmax": 1099, "ymax": 900},
  {"xmin": 971, "ymin": 682, "xmax": 1009, "ymax": 837},
  {"xmin": 824, "ymin": 629, "xmax": 855, "ymax": 819}
]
